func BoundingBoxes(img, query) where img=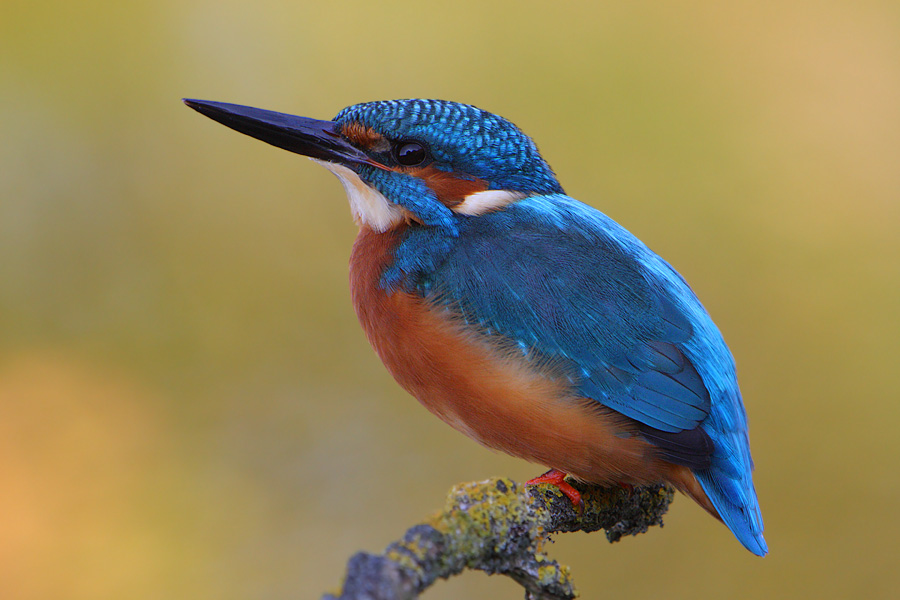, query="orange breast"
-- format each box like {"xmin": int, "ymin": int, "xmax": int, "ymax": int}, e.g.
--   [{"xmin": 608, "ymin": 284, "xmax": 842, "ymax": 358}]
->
[{"xmin": 348, "ymin": 226, "xmax": 690, "ymax": 487}]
